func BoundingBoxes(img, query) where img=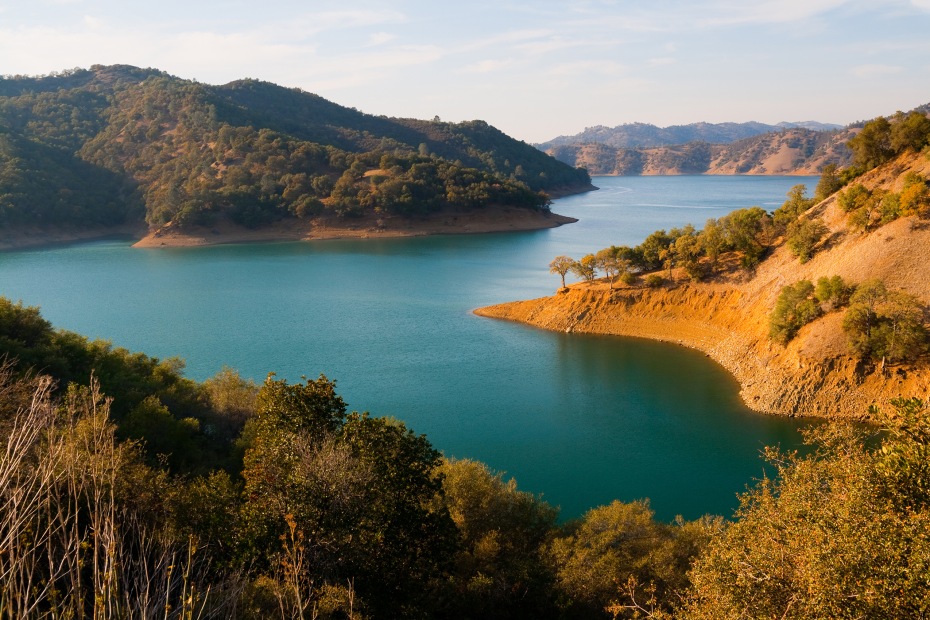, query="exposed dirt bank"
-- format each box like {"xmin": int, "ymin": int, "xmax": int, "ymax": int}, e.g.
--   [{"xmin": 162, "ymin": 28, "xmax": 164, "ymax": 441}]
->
[
  {"xmin": 0, "ymin": 224, "xmax": 146, "ymax": 252},
  {"xmin": 0, "ymin": 208, "xmax": 578, "ymax": 252},
  {"xmin": 476, "ymin": 284, "xmax": 929, "ymax": 420},
  {"xmin": 476, "ymin": 153, "xmax": 930, "ymax": 420},
  {"xmin": 132, "ymin": 207, "xmax": 577, "ymax": 248}
]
